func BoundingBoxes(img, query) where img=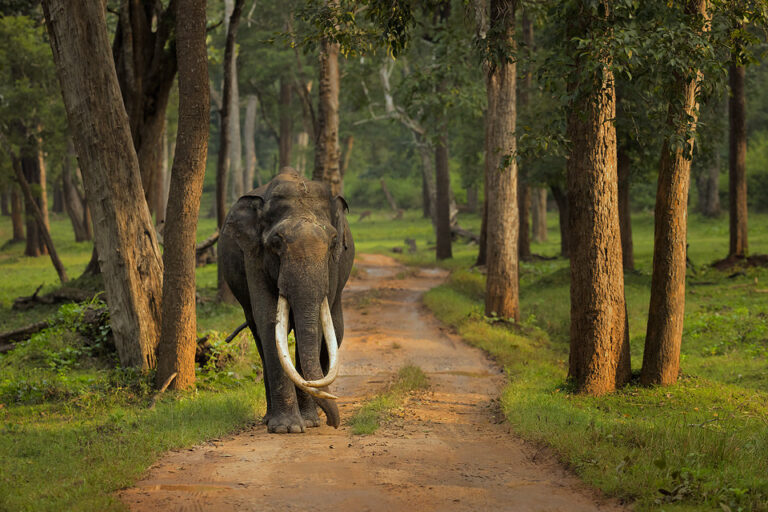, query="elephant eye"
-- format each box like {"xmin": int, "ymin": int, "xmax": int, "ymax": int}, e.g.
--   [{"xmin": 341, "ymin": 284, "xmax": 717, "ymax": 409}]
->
[{"xmin": 268, "ymin": 234, "xmax": 284, "ymax": 254}]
